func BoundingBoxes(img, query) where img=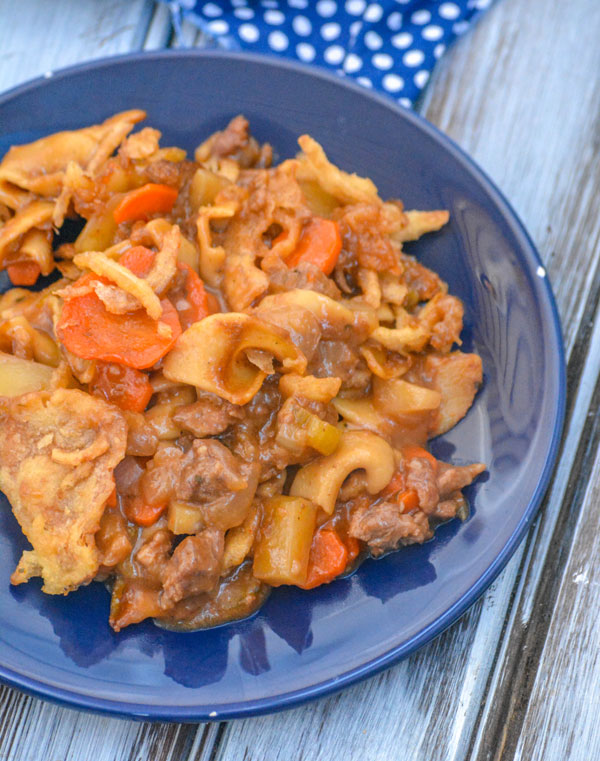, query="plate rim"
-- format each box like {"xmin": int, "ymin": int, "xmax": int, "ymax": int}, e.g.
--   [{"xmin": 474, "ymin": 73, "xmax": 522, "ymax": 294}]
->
[{"xmin": 0, "ymin": 48, "xmax": 566, "ymax": 721}]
